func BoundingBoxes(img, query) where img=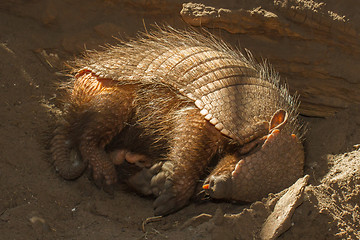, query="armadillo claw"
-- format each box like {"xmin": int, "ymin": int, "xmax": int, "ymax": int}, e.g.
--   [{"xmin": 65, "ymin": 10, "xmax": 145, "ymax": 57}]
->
[
  {"xmin": 150, "ymin": 161, "xmax": 173, "ymax": 196},
  {"xmin": 150, "ymin": 171, "xmax": 167, "ymax": 196},
  {"xmin": 128, "ymin": 162, "xmax": 164, "ymax": 195}
]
